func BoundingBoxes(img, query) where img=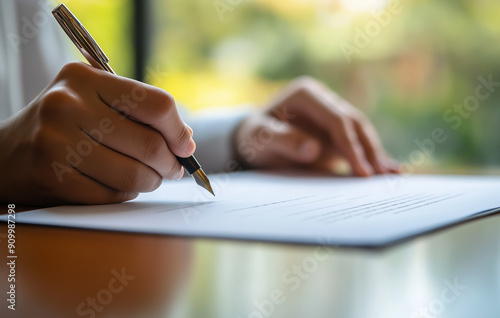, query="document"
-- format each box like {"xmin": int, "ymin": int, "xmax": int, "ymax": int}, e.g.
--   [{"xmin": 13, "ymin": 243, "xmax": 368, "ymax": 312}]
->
[{"xmin": 4, "ymin": 171, "xmax": 500, "ymax": 247}]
